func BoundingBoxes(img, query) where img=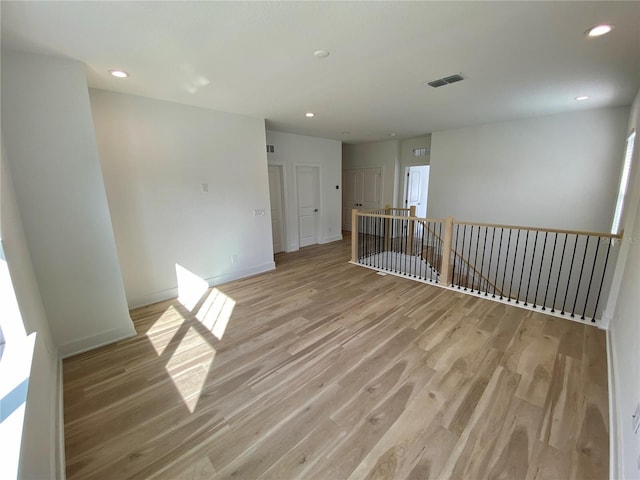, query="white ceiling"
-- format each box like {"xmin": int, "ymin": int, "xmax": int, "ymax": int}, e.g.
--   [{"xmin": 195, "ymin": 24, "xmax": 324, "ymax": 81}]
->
[{"xmin": 2, "ymin": 1, "xmax": 639, "ymax": 143}]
